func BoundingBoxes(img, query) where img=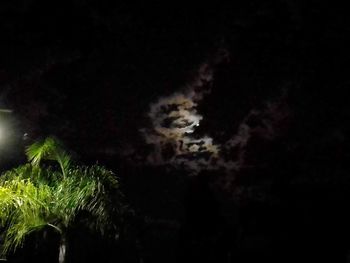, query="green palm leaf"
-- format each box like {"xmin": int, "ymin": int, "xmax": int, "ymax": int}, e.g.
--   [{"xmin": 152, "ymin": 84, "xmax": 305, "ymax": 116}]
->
[
  {"xmin": 25, "ymin": 137, "xmax": 71, "ymax": 178},
  {"xmin": 0, "ymin": 137, "xmax": 125, "ymax": 260}
]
